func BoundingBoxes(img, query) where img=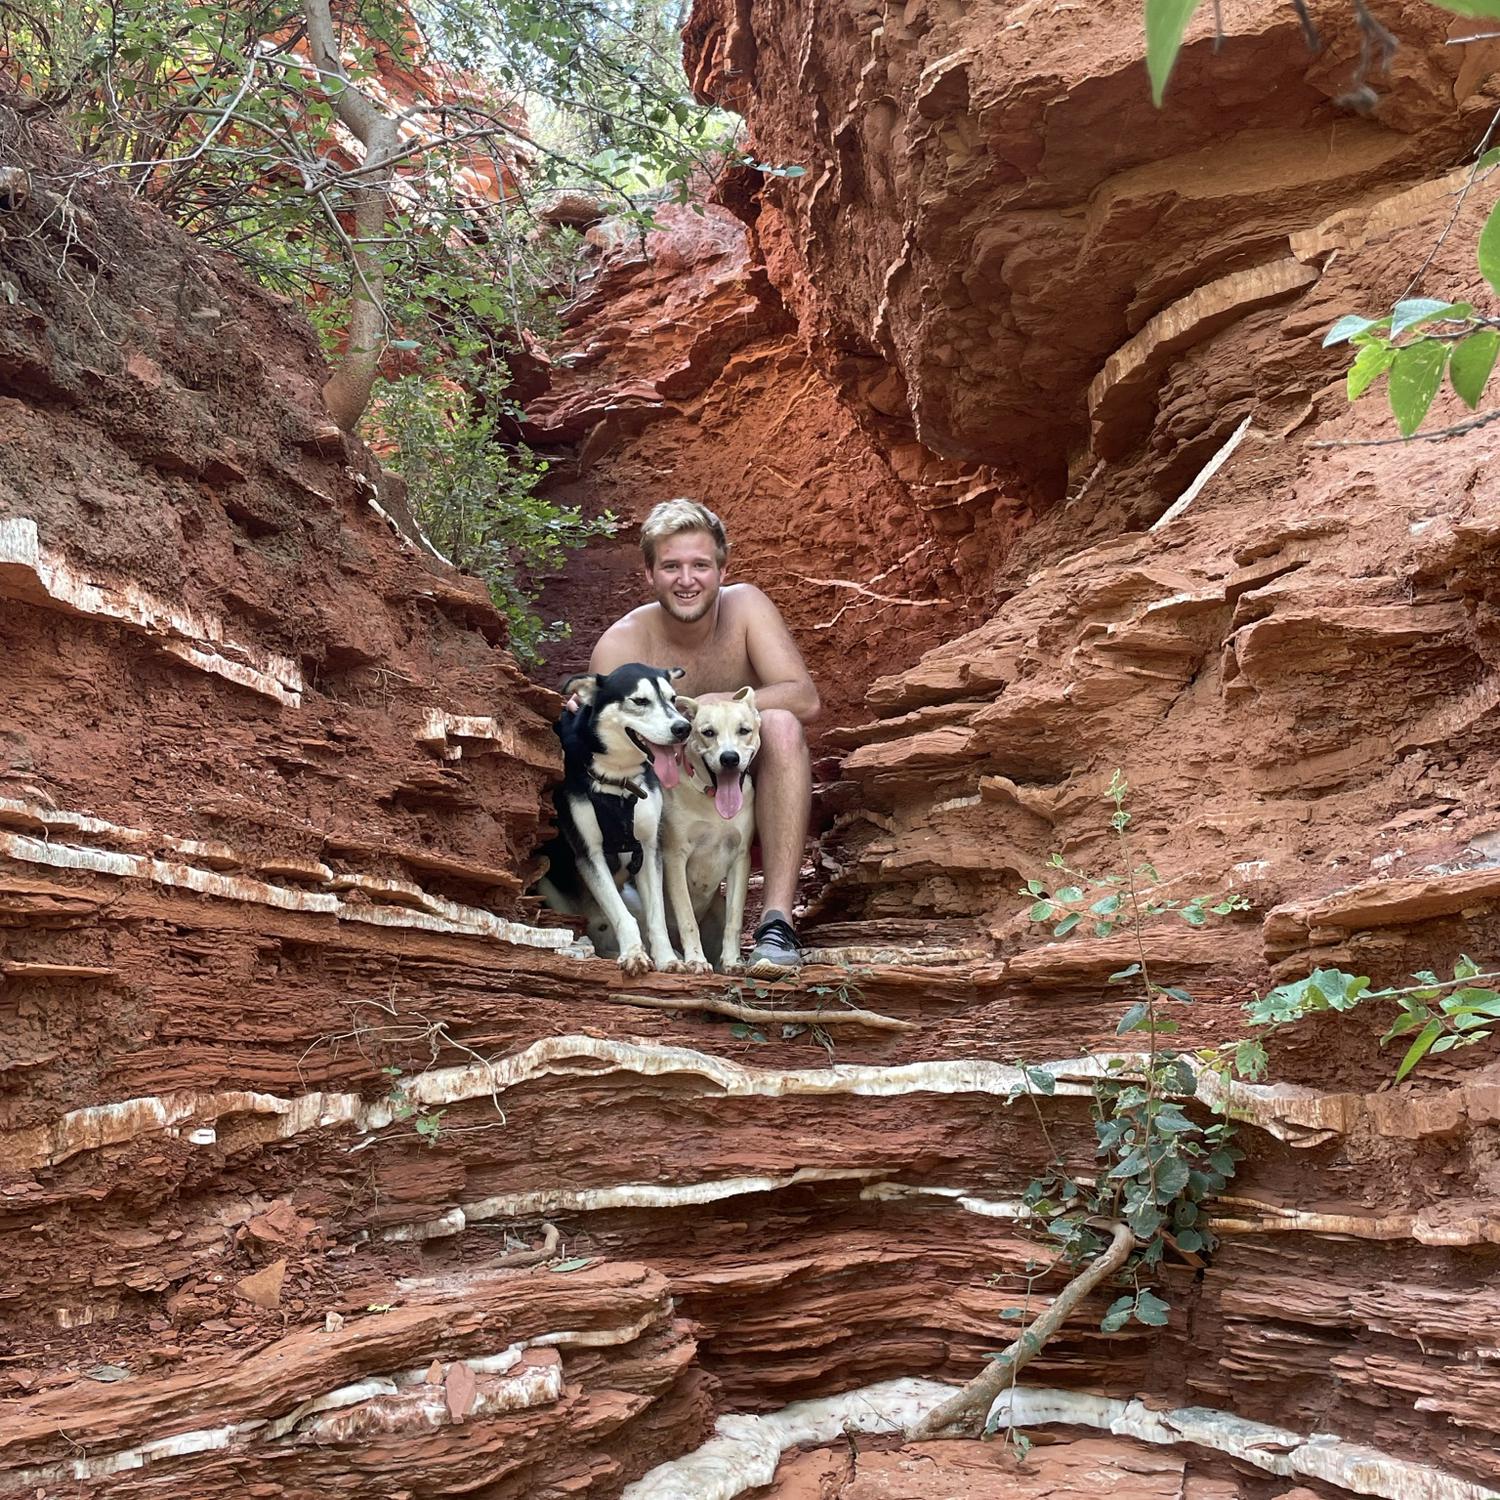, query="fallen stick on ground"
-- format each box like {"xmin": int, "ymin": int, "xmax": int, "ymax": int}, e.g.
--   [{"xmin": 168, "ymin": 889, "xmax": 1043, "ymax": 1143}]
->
[{"xmin": 607, "ymin": 991, "xmax": 919, "ymax": 1032}]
